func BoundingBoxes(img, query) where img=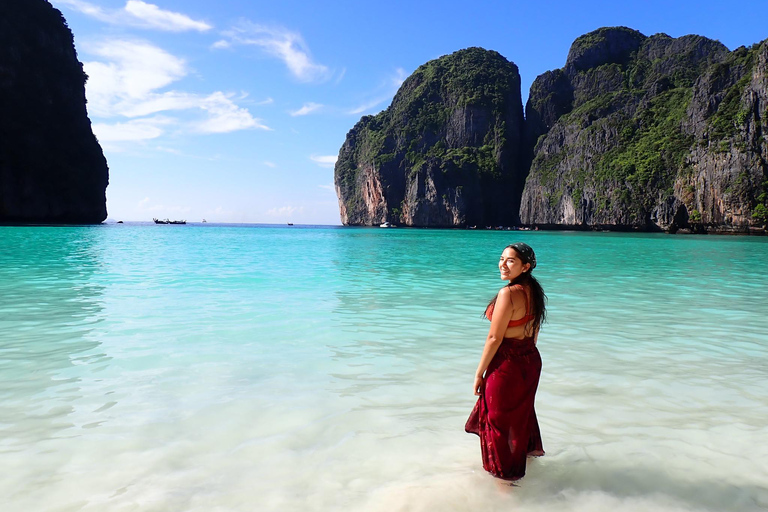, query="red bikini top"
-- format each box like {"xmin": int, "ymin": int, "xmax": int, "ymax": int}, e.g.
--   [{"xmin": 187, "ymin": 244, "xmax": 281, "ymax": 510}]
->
[{"xmin": 485, "ymin": 285, "xmax": 534, "ymax": 328}]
